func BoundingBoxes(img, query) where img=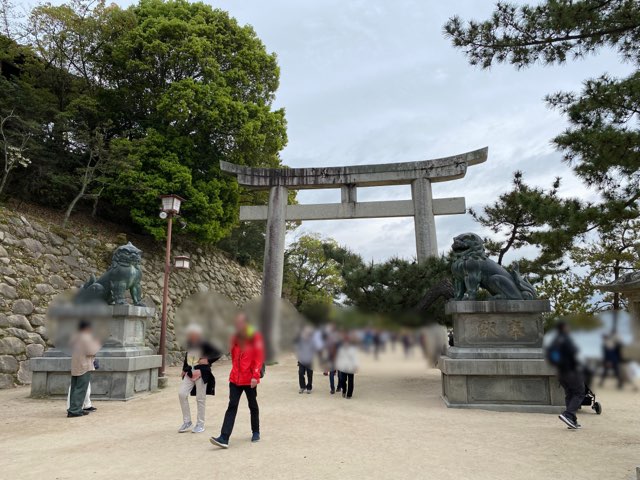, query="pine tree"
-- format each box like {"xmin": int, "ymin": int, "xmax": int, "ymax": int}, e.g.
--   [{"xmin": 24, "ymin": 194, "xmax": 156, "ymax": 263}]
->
[
  {"xmin": 445, "ymin": 0, "xmax": 640, "ymax": 227},
  {"xmin": 470, "ymin": 171, "xmax": 591, "ymax": 278}
]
